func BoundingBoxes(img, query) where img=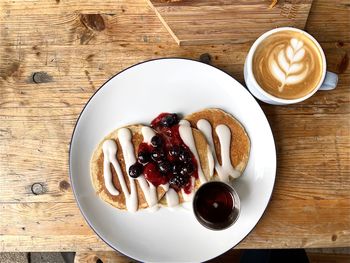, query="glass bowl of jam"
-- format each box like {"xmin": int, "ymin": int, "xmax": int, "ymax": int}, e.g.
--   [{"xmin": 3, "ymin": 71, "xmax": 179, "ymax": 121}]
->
[{"xmin": 193, "ymin": 181, "xmax": 240, "ymax": 230}]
